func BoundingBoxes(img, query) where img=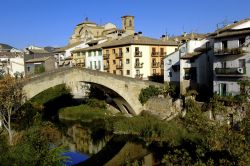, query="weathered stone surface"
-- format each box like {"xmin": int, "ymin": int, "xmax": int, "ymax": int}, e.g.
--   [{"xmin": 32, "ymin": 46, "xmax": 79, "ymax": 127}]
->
[{"xmin": 23, "ymin": 67, "xmax": 161, "ymax": 115}]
